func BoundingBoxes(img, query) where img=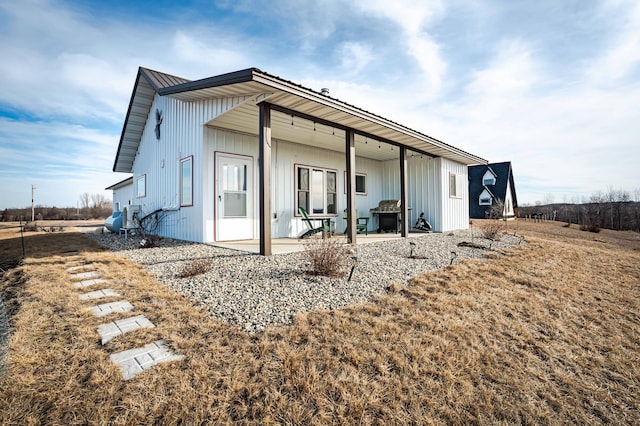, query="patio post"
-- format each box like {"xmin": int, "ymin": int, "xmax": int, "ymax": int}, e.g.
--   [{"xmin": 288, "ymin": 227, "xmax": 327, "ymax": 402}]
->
[
  {"xmin": 258, "ymin": 102, "xmax": 272, "ymax": 256},
  {"xmin": 345, "ymin": 129, "xmax": 356, "ymax": 243},
  {"xmin": 400, "ymin": 146, "xmax": 409, "ymax": 237}
]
